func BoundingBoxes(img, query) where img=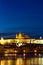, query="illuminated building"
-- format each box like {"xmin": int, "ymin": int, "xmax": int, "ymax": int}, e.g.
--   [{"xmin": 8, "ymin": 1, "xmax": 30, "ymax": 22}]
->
[{"xmin": 0, "ymin": 33, "xmax": 43, "ymax": 46}]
